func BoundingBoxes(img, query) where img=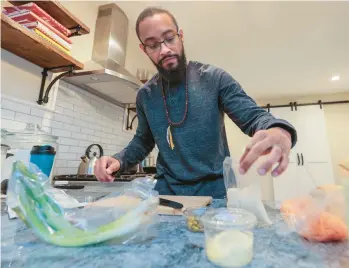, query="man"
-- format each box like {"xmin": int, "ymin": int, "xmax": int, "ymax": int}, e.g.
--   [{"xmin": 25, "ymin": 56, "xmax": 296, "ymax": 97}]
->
[{"xmin": 94, "ymin": 7, "xmax": 297, "ymax": 198}]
